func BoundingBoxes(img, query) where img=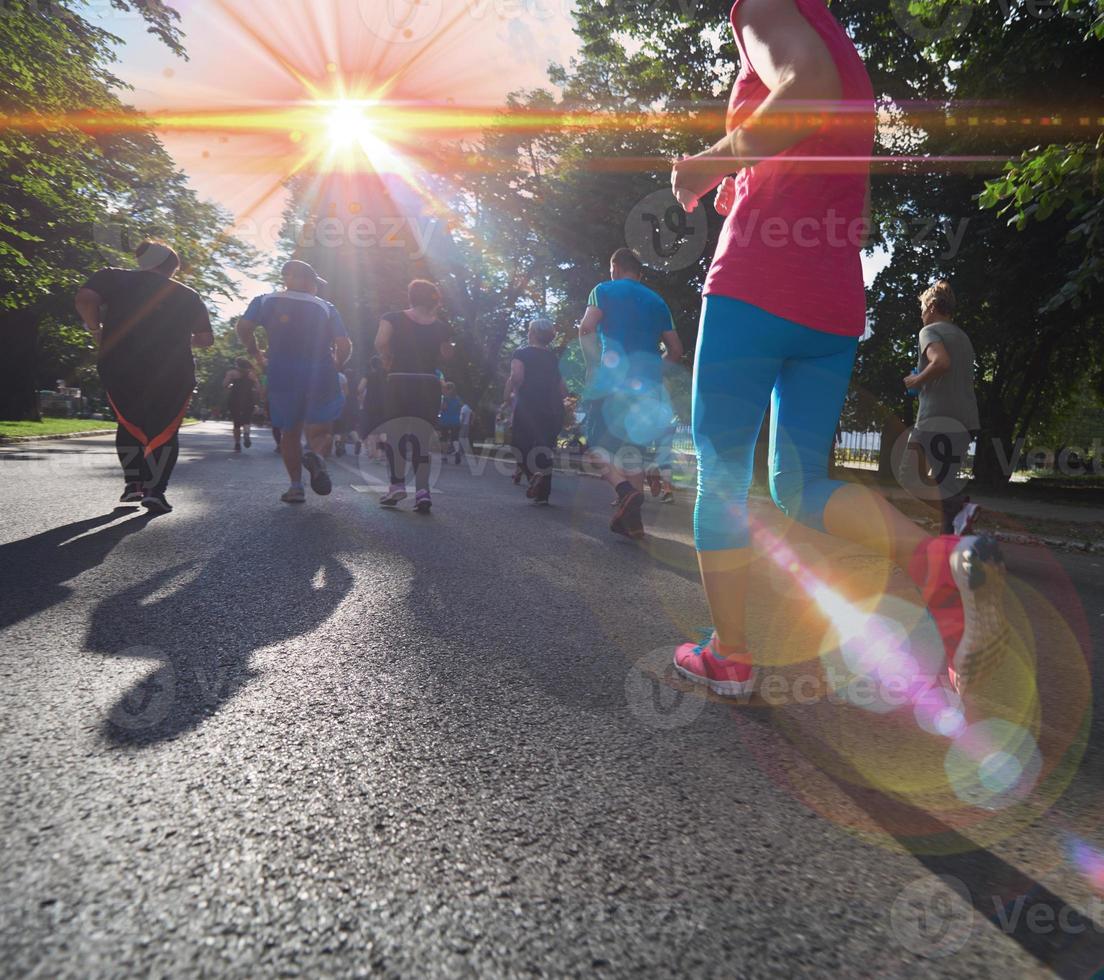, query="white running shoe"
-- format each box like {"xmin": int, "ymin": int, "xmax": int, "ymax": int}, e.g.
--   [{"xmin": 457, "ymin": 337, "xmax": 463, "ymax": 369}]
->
[
  {"xmin": 281, "ymin": 486, "xmax": 306, "ymax": 504},
  {"xmin": 948, "ymin": 534, "xmax": 1011, "ymax": 694},
  {"xmin": 953, "ymin": 501, "xmax": 981, "ymax": 536}
]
